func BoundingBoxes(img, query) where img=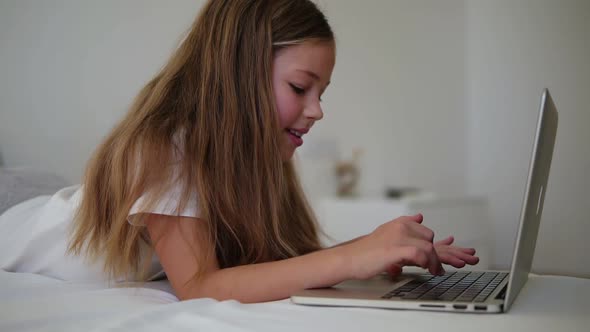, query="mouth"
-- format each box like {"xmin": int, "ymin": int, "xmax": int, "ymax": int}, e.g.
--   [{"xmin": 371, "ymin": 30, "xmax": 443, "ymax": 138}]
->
[{"xmin": 285, "ymin": 128, "xmax": 308, "ymax": 147}]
